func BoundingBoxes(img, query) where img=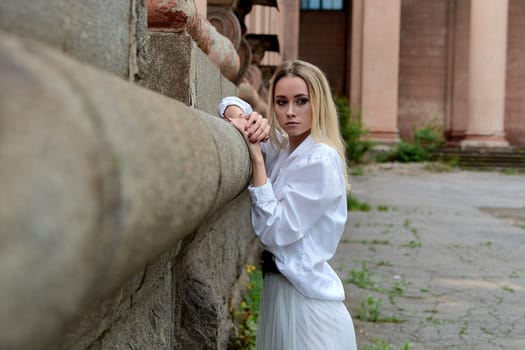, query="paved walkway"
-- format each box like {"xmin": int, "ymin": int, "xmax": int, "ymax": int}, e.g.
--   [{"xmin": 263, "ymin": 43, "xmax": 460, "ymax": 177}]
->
[{"xmin": 335, "ymin": 163, "xmax": 525, "ymax": 350}]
